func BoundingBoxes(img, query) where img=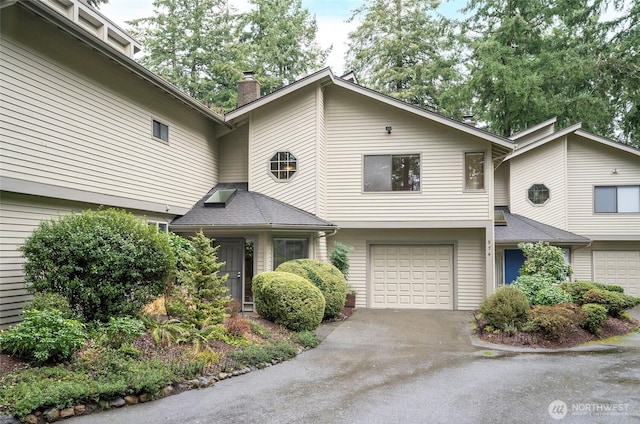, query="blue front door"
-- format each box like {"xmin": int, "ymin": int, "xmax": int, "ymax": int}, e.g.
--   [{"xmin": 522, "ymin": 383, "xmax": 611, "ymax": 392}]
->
[{"xmin": 504, "ymin": 249, "xmax": 526, "ymax": 284}]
